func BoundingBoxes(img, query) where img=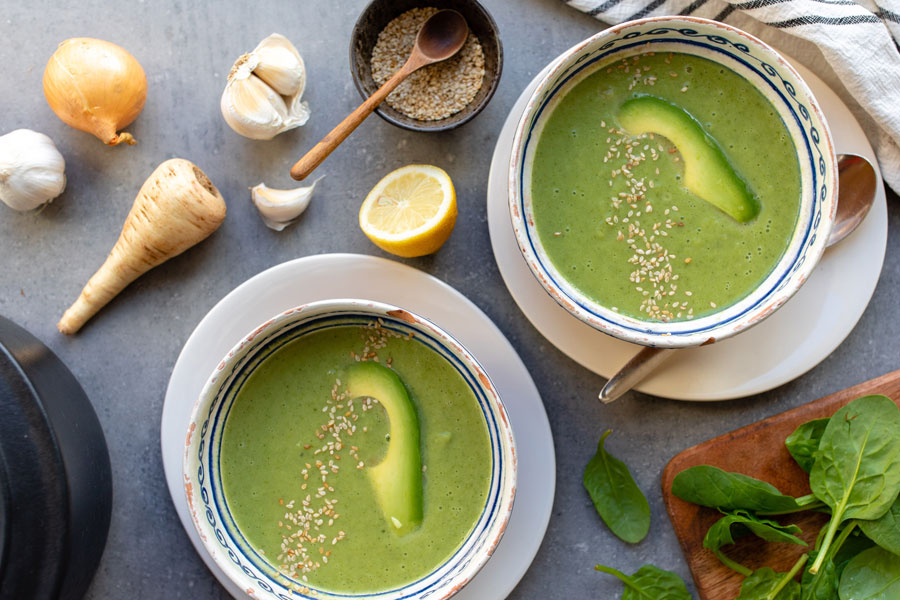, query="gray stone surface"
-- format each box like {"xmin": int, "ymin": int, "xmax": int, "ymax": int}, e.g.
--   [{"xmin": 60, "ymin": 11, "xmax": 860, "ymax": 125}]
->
[{"xmin": 1, "ymin": 1, "xmax": 897, "ymax": 598}]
